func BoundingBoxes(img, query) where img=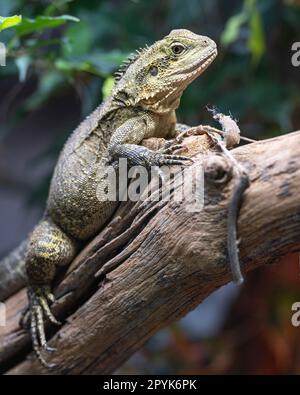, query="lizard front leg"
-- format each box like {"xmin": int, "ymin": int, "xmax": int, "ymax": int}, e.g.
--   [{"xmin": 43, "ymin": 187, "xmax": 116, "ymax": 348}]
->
[
  {"xmin": 108, "ymin": 115, "xmax": 193, "ymax": 168},
  {"xmin": 24, "ymin": 217, "xmax": 77, "ymax": 367}
]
